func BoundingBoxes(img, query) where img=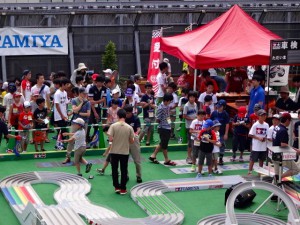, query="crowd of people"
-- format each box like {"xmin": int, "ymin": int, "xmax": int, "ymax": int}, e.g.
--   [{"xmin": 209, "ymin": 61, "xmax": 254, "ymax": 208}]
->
[{"xmin": 1, "ymin": 61, "xmax": 300, "ymax": 194}]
